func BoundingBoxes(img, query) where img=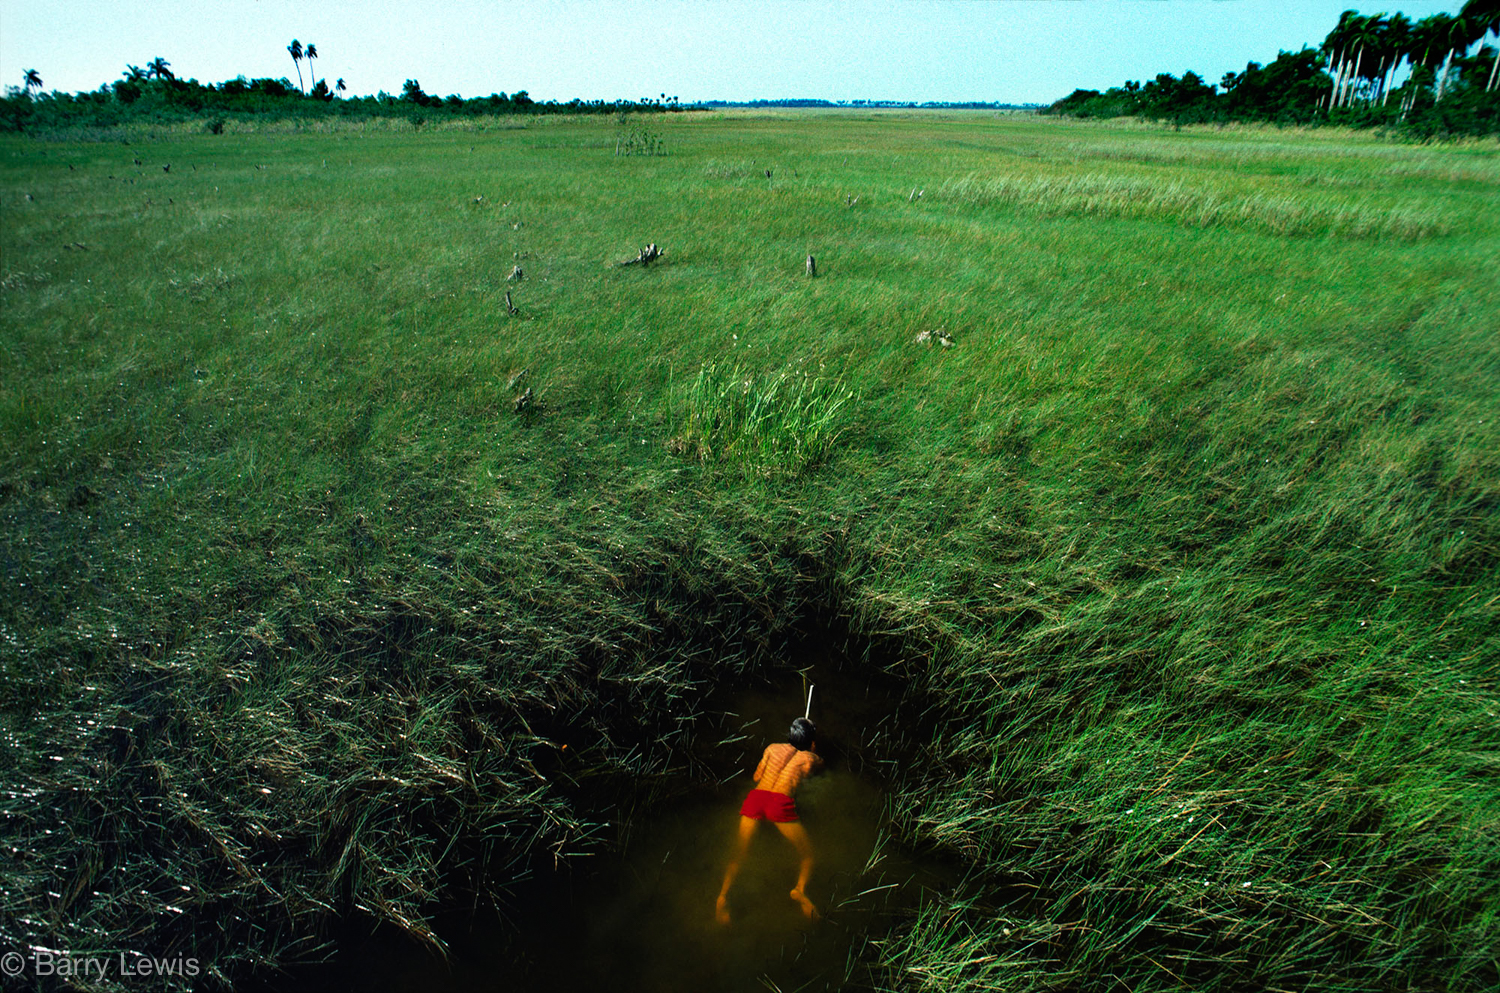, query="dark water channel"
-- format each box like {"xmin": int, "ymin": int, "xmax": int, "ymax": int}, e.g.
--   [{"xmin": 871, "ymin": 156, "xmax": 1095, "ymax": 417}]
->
[{"xmin": 283, "ymin": 665, "xmax": 955, "ymax": 992}]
